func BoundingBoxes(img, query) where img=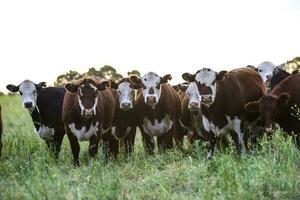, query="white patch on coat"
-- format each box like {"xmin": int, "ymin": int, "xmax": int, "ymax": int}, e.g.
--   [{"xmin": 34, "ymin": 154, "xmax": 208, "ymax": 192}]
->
[
  {"xmin": 142, "ymin": 115, "xmax": 173, "ymax": 137},
  {"xmin": 36, "ymin": 125, "xmax": 54, "ymax": 140},
  {"xmin": 141, "ymin": 72, "xmax": 162, "ymax": 107},
  {"xmin": 257, "ymin": 61, "xmax": 275, "ymax": 83},
  {"xmin": 69, "ymin": 122, "xmax": 99, "ymax": 141},
  {"xmin": 117, "ymin": 82, "xmax": 134, "ymax": 109},
  {"xmin": 186, "ymin": 82, "xmax": 201, "ymax": 109},
  {"xmin": 195, "ymin": 68, "xmax": 217, "ymax": 103},
  {"xmin": 202, "ymin": 115, "xmax": 211, "ymax": 132},
  {"xmin": 231, "ymin": 117, "xmax": 246, "ymax": 154},
  {"xmin": 19, "ymin": 80, "xmax": 38, "ymax": 113}
]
